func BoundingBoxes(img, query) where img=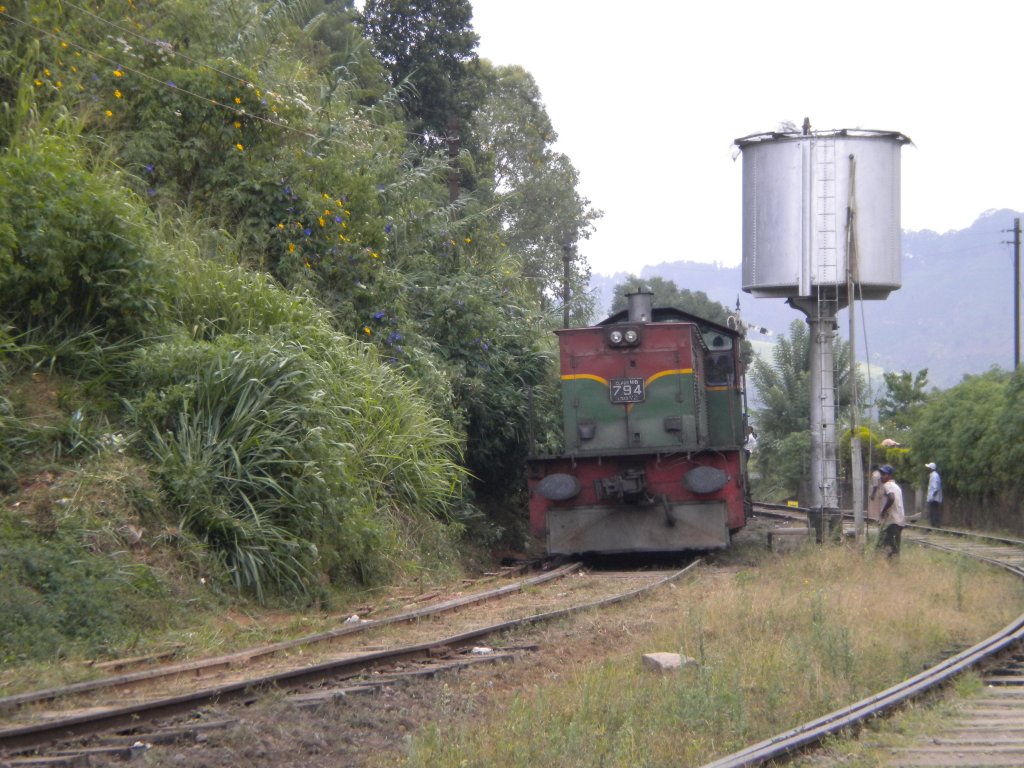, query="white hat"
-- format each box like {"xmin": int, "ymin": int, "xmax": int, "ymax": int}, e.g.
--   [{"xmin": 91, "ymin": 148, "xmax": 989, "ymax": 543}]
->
[{"xmin": 925, "ymin": 462, "xmax": 937, "ymax": 470}]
